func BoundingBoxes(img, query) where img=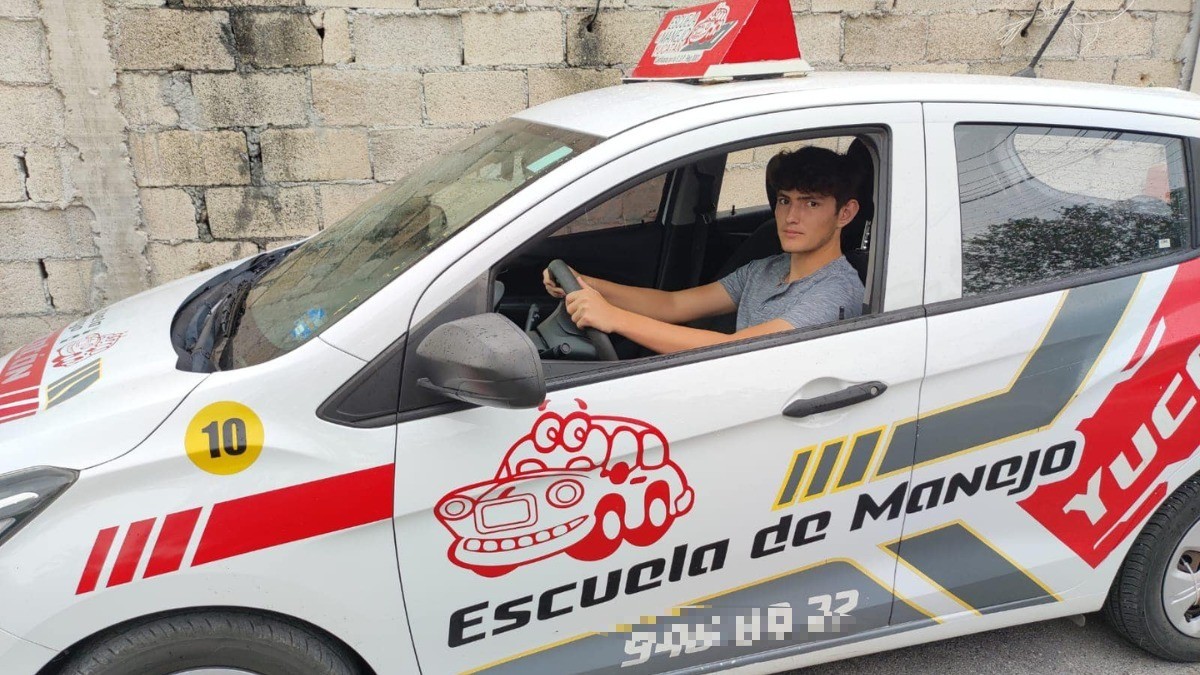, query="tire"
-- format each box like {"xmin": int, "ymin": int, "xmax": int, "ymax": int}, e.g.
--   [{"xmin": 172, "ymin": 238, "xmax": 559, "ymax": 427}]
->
[
  {"xmin": 56, "ymin": 609, "xmax": 362, "ymax": 675},
  {"xmin": 1105, "ymin": 473, "xmax": 1200, "ymax": 661}
]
